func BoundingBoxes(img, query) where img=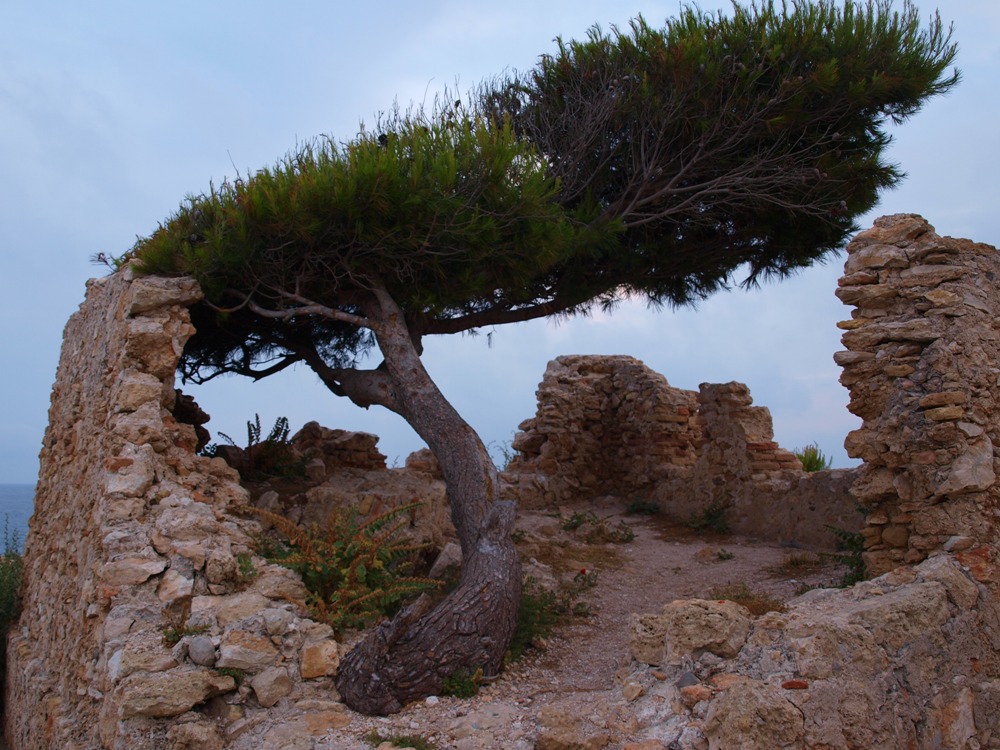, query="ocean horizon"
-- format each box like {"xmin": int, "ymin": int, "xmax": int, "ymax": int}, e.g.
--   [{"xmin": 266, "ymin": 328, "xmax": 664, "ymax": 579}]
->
[{"xmin": 0, "ymin": 483, "xmax": 35, "ymax": 553}]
